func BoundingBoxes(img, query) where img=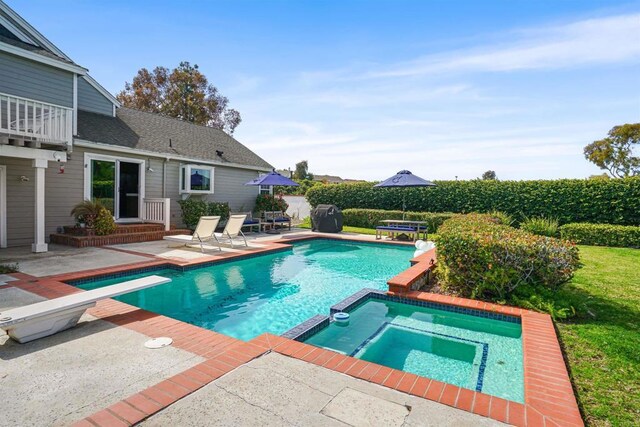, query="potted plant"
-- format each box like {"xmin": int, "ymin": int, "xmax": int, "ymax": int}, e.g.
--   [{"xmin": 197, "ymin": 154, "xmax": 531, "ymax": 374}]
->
[{"xmin": 70, "ymin": 199, "xmax": 105, "ymax": 233}]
